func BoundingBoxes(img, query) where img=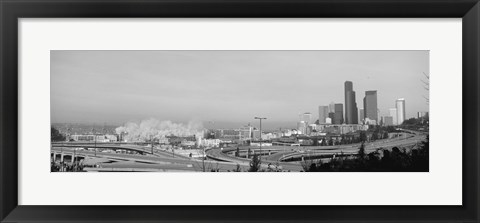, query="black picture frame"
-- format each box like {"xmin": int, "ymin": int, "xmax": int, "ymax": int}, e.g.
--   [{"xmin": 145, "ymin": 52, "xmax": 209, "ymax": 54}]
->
[{"xmin": 1, "ymin": 0, "xmax": 479, "ymax": 222}]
